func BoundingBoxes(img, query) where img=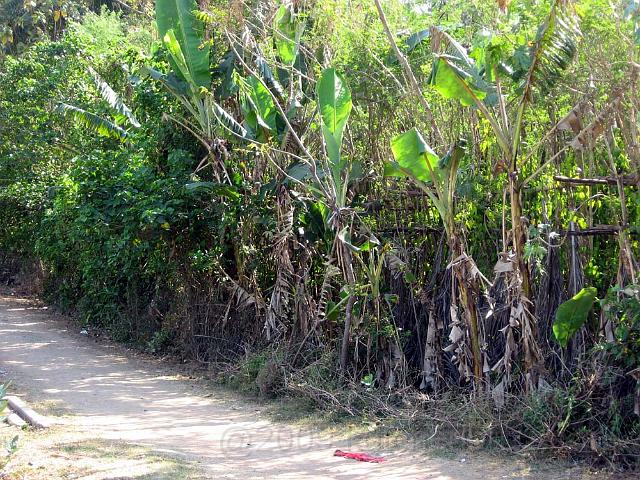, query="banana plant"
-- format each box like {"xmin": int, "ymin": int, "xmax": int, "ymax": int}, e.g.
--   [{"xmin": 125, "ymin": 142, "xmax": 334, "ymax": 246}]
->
[
  {"xmin": 151, "ymin": 0, "xmax": 359, "ymax": 370},
  {"xmin": 277, "ymin": 65, "xmax": 361, "ymax": 373},
  {"xmin": 352, "ymin": 241, "xmax": 407, "ymax": 387},
  {"xmin": 273, "ymin": 3, "xmax": 306, "ymax": 67},
  {"xmin": 156, "ymin": 0, "xmax": 210, "ymax": 89},
  {"xmin": 238, "ymin": 73, "xmax": 287, "ymax": 143},
  {"xmin": 425, "ymin": 1, "xmax": 581, "ymax": 384},
  {"xmin": 148, "ymin": 0, "xmax": 311, "ymax": 175},
  {"xmin": 315, "ymin": 67, "xmax": 360, "ymax": 372},
  {"xmin": 384, "ymin": 130, "xmax": 485, "ymax": 382},
  {"xmin": 143, "ymin": 0, "xmax": 247, "ymax": 179},
  {"xmin": 427, "ymin": 1, "xmax": 581, "ymax": 300},
  {"xmin": 384, "ymin": 129, "xmax": 461, "ymax": 238}
]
